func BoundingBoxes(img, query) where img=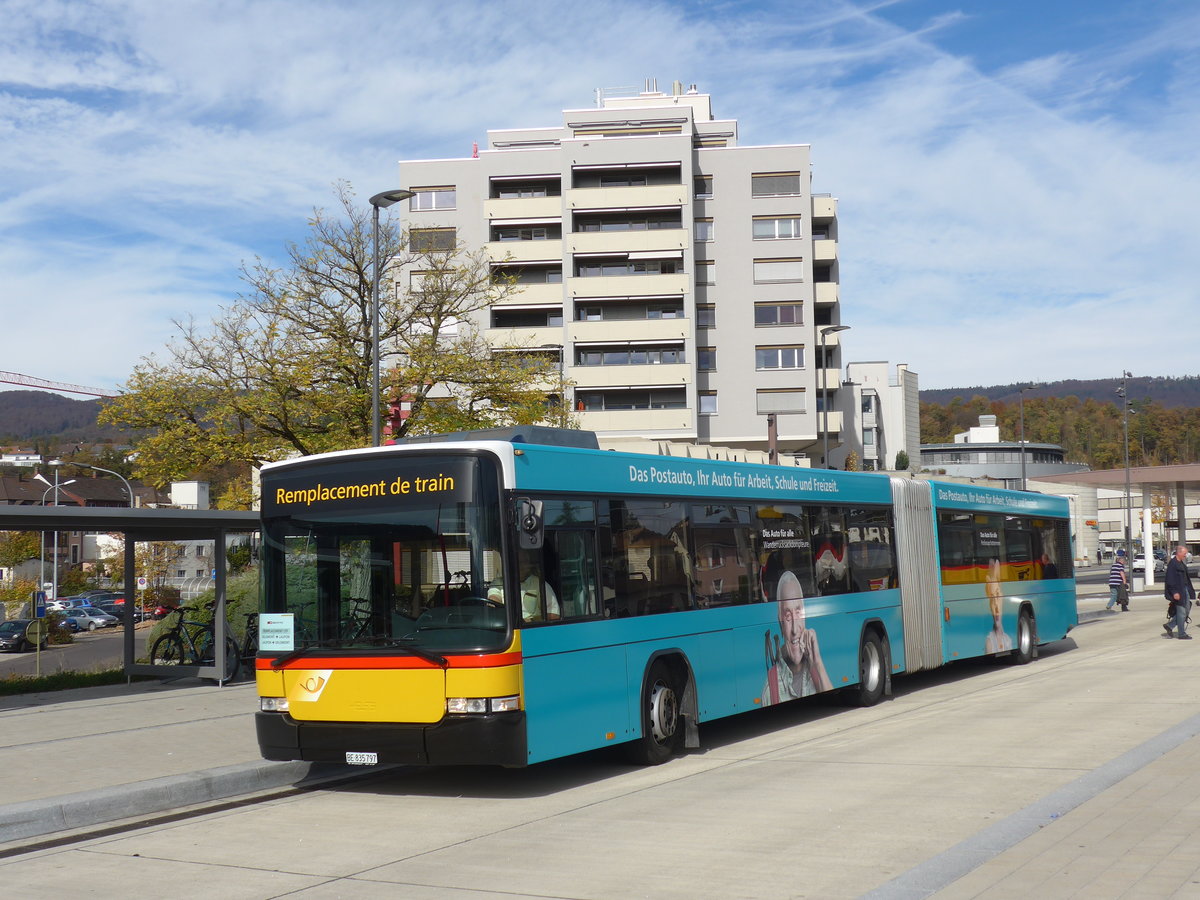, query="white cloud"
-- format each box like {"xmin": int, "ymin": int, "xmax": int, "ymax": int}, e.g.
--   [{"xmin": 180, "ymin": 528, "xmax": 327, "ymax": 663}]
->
[{"xmin": 0, "ymin": 0, "xmax": 1197, "ymax": 393}]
